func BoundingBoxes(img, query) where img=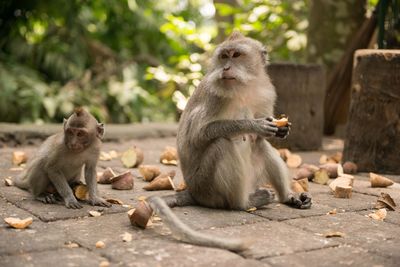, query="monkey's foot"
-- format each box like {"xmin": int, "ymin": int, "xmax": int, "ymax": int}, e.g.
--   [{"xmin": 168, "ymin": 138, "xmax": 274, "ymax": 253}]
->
[
  {"xmin": 65, "ymin": 198, "xmax": 83, "ymax": 209},
  {"xmin": 248, "ymin": 188, "xmax": 275, "ymax": 208},
  {"xmin": 285, "ymin": 192, "xmax": 312, "ymax": 209},
  {"xmin": 88, "ymin": 197, "xmax": 111, "ymax": 207},
  {"xmin": 36, "ymin": 193, "xmax": 58, "ymax": 204}
]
